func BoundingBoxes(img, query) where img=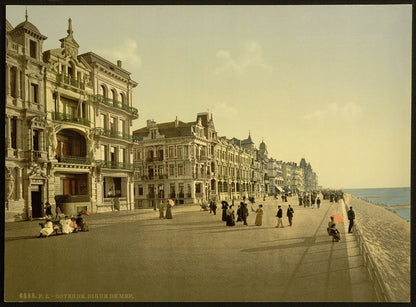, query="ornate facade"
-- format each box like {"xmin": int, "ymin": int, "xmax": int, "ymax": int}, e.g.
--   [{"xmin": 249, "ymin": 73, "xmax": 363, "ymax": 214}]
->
[{"xmin": 5, "ymin": 16, "xmax": 138, "ymax": 221}]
